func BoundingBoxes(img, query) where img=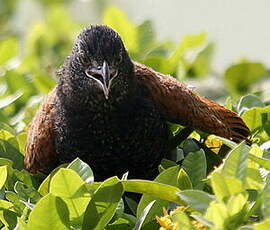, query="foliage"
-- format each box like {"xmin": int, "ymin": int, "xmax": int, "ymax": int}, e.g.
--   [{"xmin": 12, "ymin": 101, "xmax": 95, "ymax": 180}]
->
[{"xmin": 0, "ymin": 2, "xmax": 269, "ymax": 230}]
